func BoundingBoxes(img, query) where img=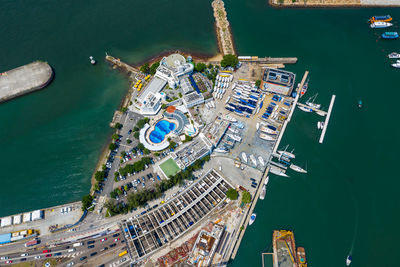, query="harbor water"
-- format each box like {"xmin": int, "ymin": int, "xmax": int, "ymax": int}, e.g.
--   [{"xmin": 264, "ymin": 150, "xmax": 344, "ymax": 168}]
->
[{"xmin": 1, "ymin": 0, "xmax": 400, "ymax": 266}]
